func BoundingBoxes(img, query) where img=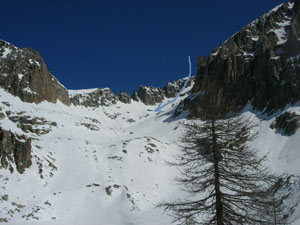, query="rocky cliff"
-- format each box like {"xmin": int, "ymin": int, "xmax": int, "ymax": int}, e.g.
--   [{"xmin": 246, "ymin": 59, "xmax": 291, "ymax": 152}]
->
[
  {"xmin": 0, "ymin": 40, "xmax": 70, "ymax": 105},
  {"xmin": 191, "ymin": 0, "xmax": 300, "ymax": 116},
  {"xmin": 0, "ymin": 127, "xmax": 32, "ymax": 174}
]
